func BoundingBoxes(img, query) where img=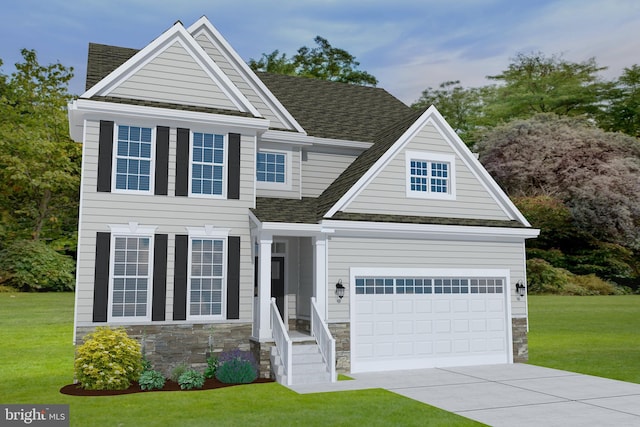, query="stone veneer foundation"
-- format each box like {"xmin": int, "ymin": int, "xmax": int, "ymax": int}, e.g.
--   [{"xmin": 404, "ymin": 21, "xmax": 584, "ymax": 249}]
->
[{"xmin": 512, "ymin": 317, "xmax": 528, "ymax": 363}]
